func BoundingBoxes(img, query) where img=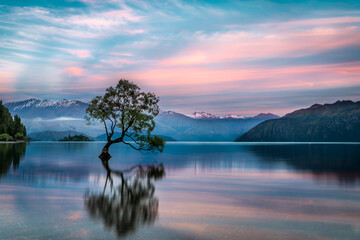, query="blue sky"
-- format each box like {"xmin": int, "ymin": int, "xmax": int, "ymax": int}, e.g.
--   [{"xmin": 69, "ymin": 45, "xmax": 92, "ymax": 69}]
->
[{"xmin": 0, "ymin": 0, "xmax": 359, "ymax": 115}]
